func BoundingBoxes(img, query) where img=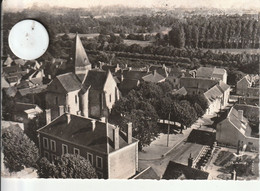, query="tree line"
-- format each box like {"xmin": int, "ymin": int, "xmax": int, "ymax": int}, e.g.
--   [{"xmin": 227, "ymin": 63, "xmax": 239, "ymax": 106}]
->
[{"xmin": 109, "ymin": 80, "xmax": 208, "ymax": 150}]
